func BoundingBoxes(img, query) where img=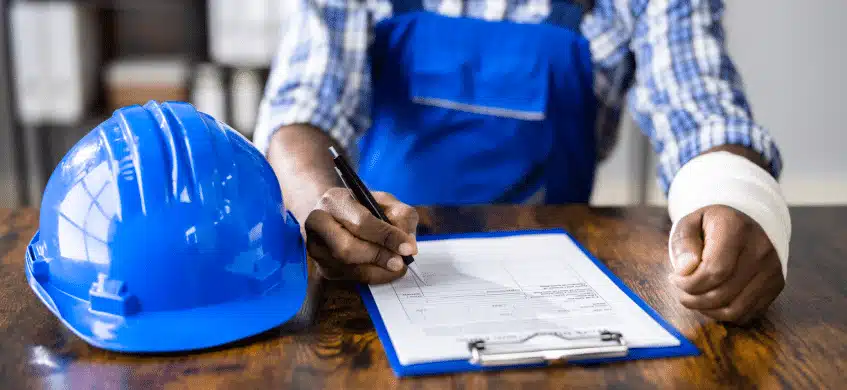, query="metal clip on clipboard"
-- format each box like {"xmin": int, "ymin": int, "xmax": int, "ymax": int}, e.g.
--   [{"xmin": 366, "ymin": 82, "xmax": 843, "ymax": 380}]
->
[{"xmin": 467, "ymin": 330, "xmax": 628, "ymax": 367}]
